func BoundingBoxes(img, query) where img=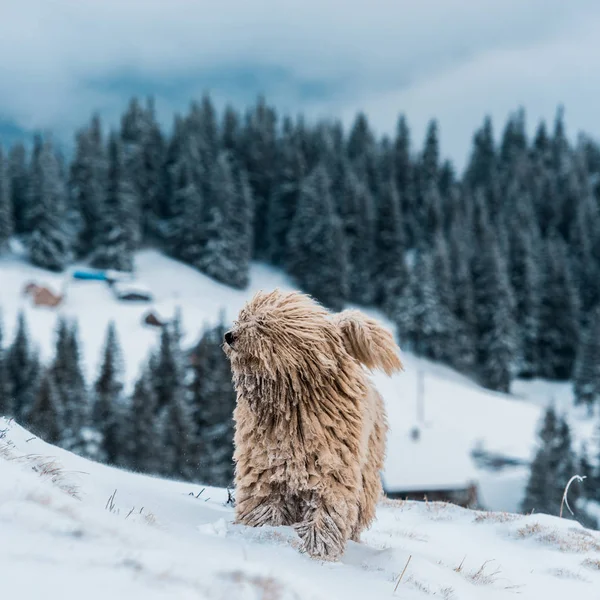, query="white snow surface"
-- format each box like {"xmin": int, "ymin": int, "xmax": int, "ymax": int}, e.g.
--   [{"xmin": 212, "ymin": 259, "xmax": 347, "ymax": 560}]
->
[
  {"xmin": 0, "ymin": 246, "xmax": 585, "ymax": 511},
  {"xmin": 1, "ymin": 418, "xmax": 599, "ymax": 600}
]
